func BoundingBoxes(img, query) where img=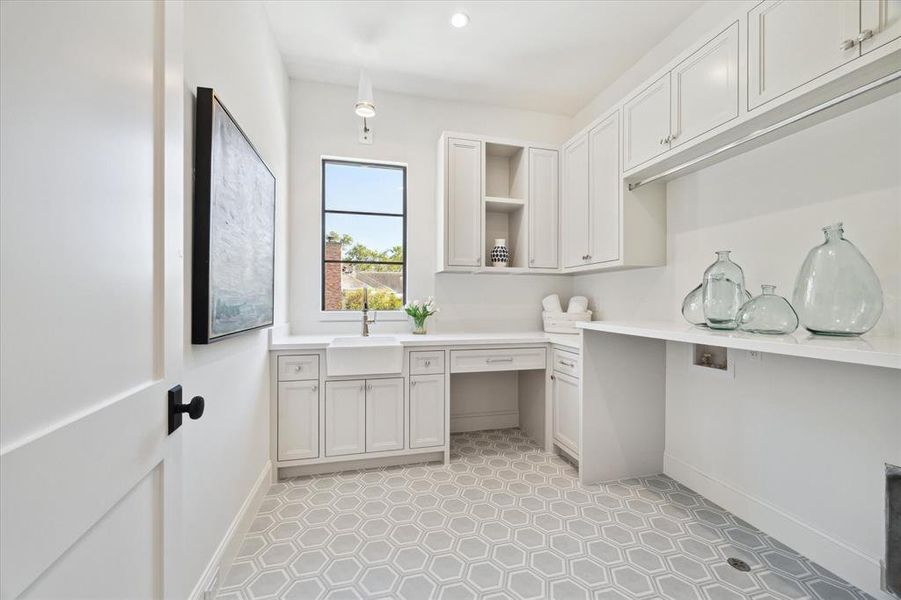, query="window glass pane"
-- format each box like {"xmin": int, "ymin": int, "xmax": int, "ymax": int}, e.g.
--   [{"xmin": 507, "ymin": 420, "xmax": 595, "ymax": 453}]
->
[
  {"xmin": 324, "ymin": 213, "xmax": 403, "ymax": 263},
  {"xmin": 324, "ymin": 162, "xmax": 404, "ymax": 214},
  {"xmin": 323, "ymin": 263, "xmax": 403, "ymax": 311}
]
